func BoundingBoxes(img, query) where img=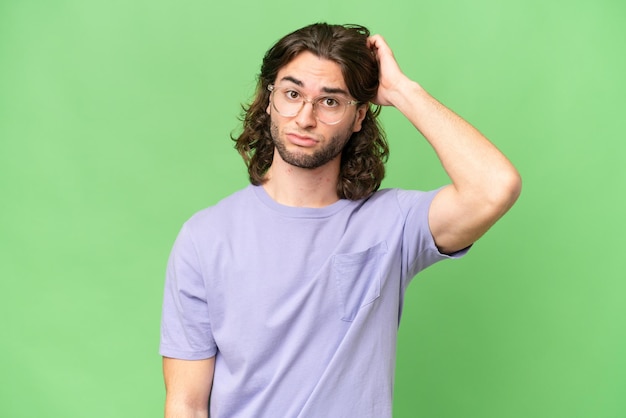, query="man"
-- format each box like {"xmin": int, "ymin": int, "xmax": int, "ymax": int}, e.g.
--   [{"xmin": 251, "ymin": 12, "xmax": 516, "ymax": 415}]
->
[{"xmin": 160, "ymin": 23, "xmax": 521, "ymax": 417}]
